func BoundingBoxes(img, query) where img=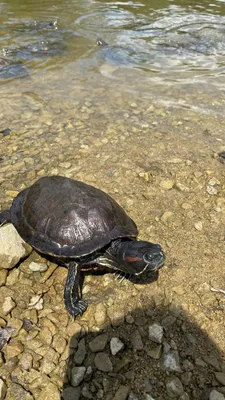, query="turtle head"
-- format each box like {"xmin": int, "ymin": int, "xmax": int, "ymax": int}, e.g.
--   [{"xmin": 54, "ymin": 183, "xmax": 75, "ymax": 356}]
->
[
  {"xmin": 121, "ymin": 240, "xmax": 165, "ymax": 275},
  {"xmin": 97, "ymin": 38, "xmax": 109, "ymax": 46}
]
